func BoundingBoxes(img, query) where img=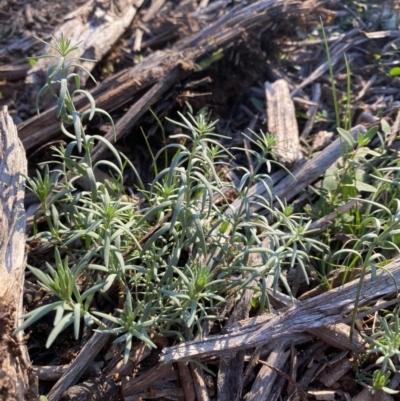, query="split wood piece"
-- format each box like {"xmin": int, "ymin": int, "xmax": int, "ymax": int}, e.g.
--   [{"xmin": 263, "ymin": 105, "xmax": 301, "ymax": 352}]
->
[
  {"xmin": 177, "ymin": 362, "xmax": 196, "ymax": 401},
  {"xmin": 46, "ymin": 324, "xmax": 112, "ymax": 401},
  {"xmin": 18, "ymin": 0, "xmax": 326, "ymax": 154},
  {"xmin": 26, "ymin": 0, "xmax": 145, "ymax": 88},
  {"xmin": 267, "ymin": 288, "xmax": 366, "ymax": 353},
  {"xmin": 0, "ymin": 63, "xmax": 30, "ymax": 81},
  {"xmin": 265, "ymin": 79, "xmax": 301, "ymax": 166},
  {"xmin": 285, "ymin": 341, "xmax": 328, "ymax": 401},
  {"xmin": 142, "ymin": 0, "xmax": 167, "ymax": 22},
  {"xmin": 191, "ymin": 363, "xmax": 211, "ymax": 401},
  {"xmin": 246, "ymin": 344, "xmax": 289, "ymax": 401},
  {"xmin": 307, "ymin": 390, "xmax": 337, "ymax": 401},
  {"xmin": 319, "ymin": 358, "xmax": 352, "ymax": 388},
  {"xmin": 290, "ymin": 355, "xmax": 327, "ymax": 401},
  {"xmin": 34, "ymin": 361, "xmax": 103, "ymax": 381},
  {"xmin": 300, "ymin": 83, "xmax": 321, "ymax": 139},
  {"xmin": 0, "ymin": 106, "xmax": 35, "ymax": 400},
  {"xmin": 268, "ymin": 369, "xmax": 288, "ymax": 401},
  {"xmin": 59, "ymin": 377, "xmax": 120, "ymax": 401},
  {"xmin": 160, "ymin": 256, "xmax": 400, "ymax": 362},
  {"xmin": 217, "ymin": 238, "xmax": 270, "ymax": 401},
  {"xmin": 217, "ymin": 289, "xmax": 253, "ymax": 401},
  {"xmin": 121, "ymin": 363, "xmax": 177, "ymax": 399}
]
